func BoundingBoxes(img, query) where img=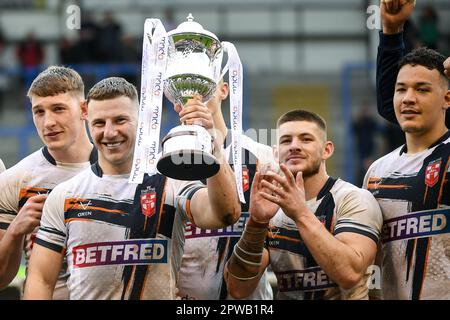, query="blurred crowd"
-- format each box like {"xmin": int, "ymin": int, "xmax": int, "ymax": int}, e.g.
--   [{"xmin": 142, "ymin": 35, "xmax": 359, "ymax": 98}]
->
[
  {"xmin": 0, "ymin": 9, "xmax": 180, "ymax": 69},
  {"xmin": 58, "ymin": 11, "xmax": 141, "ymax": 65}
]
